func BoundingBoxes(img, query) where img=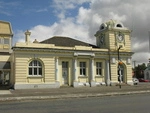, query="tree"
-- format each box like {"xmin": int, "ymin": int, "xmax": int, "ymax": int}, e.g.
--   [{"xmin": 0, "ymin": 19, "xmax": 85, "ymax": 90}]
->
[{"xmin": 134, "ymin": 63, "xmax": 147, "ymax": 78}]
